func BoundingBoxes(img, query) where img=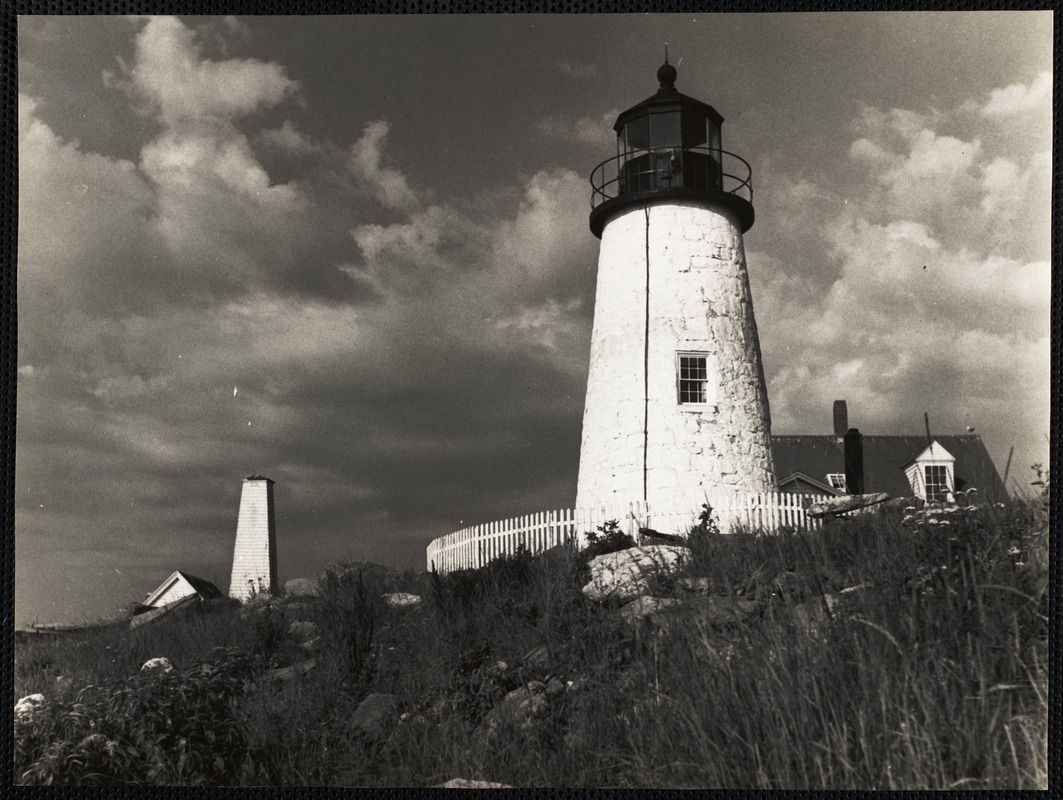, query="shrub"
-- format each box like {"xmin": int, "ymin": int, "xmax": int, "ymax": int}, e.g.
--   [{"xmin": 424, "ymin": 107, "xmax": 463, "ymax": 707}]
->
[
  {"xmin": 581, "ymin": 521, "xmax": 635, "ymax": 563},
  {"xmin": 15, "ymin": 648, "xmax": 261, "ymax": 786}
]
